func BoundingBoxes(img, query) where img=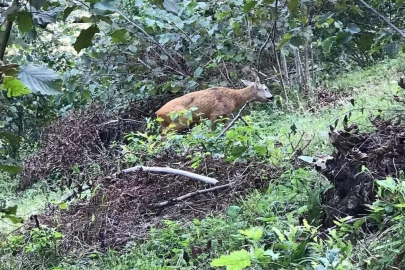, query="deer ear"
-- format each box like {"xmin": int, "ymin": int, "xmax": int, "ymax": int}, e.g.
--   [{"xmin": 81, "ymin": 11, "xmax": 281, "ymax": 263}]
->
[
  {"xmin": 255, "ymin": 76, "xmax": 261, "ymax": 84},
  {"xmin": 241, "ymin": 80, "xmax": 254, "ymax": 86}
]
